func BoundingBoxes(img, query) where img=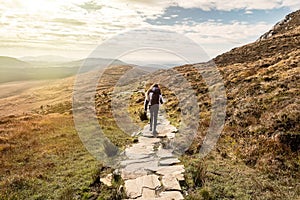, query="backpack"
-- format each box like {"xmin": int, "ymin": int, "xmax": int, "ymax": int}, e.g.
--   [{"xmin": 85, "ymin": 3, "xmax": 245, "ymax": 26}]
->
[{"xmin": 150, "ymin": 87, "xmax": 160, "ymax": 105}]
